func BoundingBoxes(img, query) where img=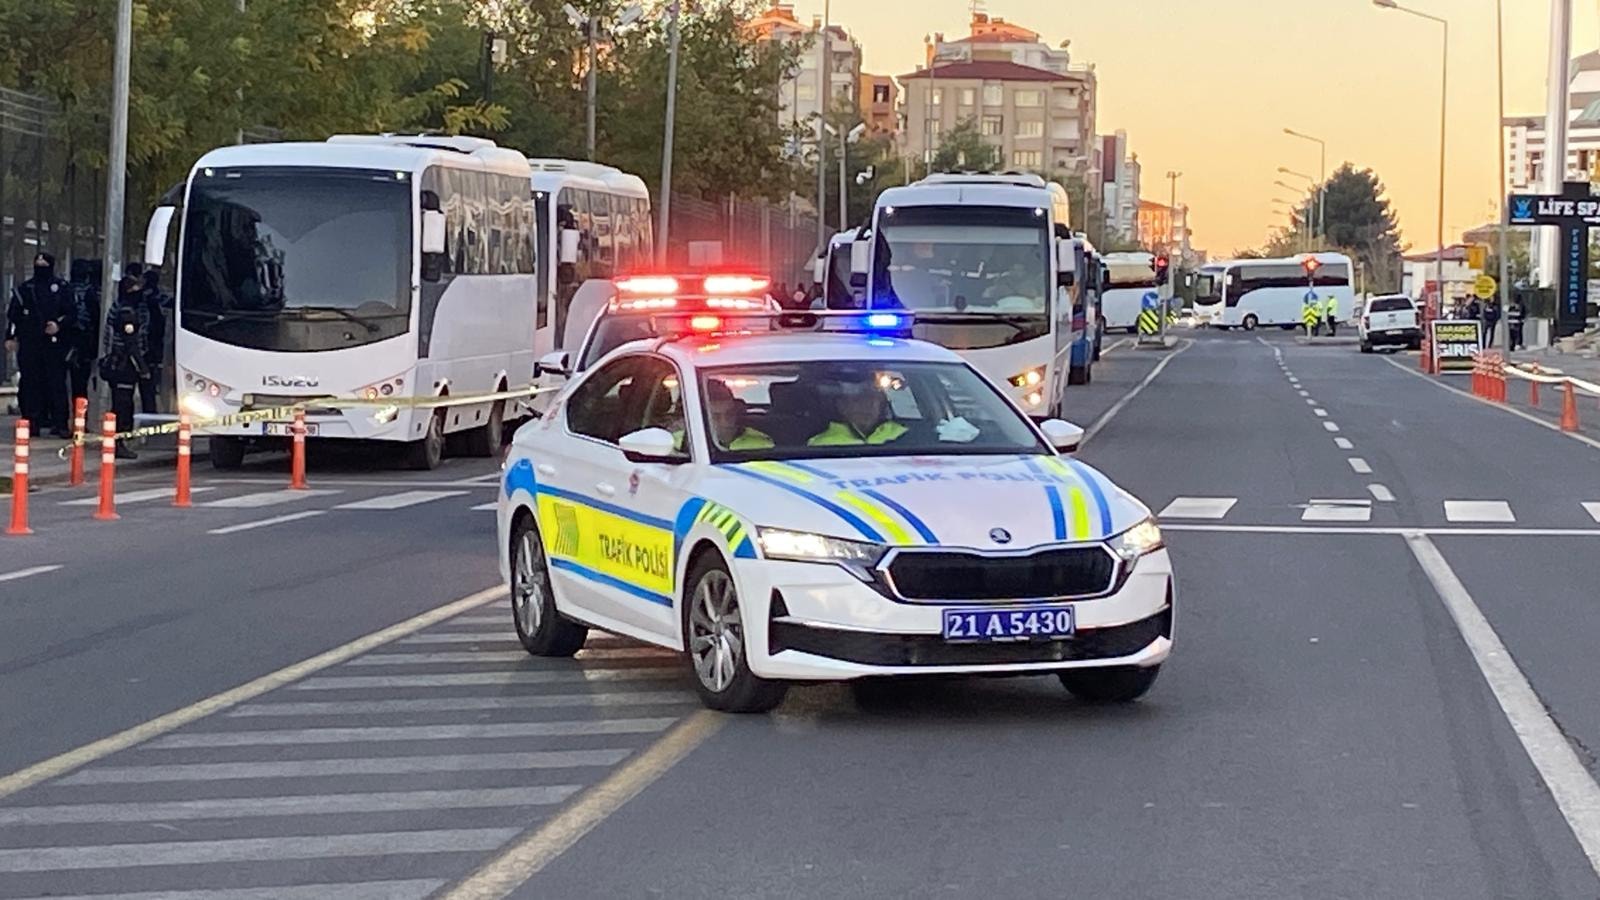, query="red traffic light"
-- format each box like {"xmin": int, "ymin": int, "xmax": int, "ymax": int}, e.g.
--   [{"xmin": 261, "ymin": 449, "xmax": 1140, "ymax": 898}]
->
[{"xmin": 1301, "ymin": 255, "xmax": 1322, "ymax": 275}]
